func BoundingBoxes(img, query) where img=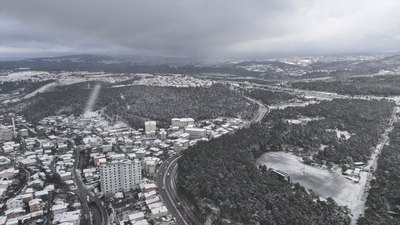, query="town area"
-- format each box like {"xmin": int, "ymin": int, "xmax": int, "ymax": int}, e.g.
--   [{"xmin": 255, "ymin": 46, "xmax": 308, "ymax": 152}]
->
[{"xmin": 0, "ymin": 110, "xmax": 245, "ymax": 225}]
